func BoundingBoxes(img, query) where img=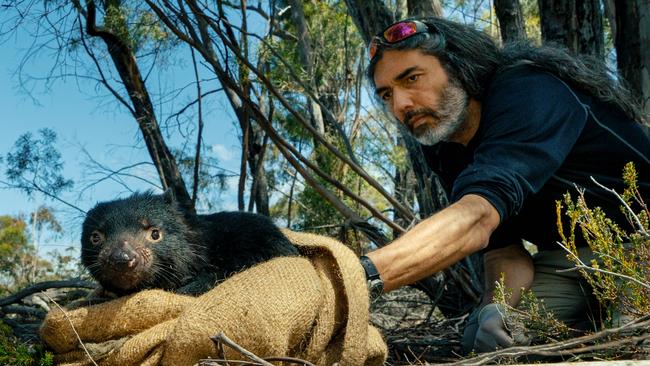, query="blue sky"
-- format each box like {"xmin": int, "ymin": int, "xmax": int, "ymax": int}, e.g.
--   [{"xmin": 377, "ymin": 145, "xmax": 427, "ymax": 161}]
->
[{"xmin": 0, "ymin": 18, "xmax": 244, "ymax": 254}]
